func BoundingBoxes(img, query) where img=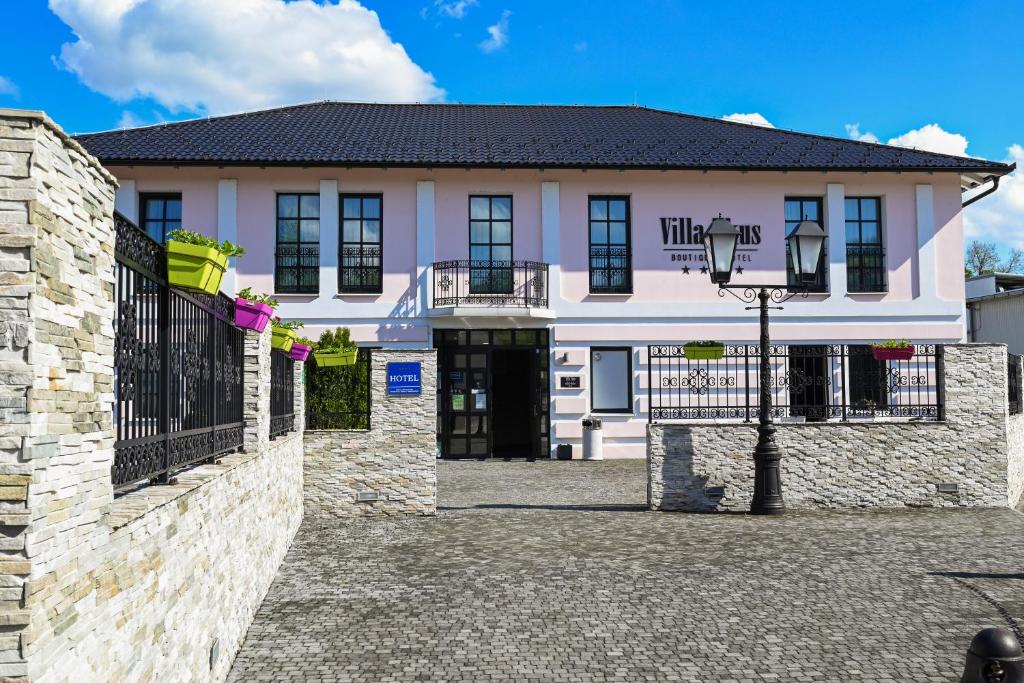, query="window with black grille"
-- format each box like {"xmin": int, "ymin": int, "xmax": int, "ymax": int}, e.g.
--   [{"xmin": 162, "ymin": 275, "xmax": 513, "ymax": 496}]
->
[
  {"xmin": 846, "ymin": 197, "xmax": 886, "ymax": 293},
  {"xmin": 275, "ymin": 193, "xmax": 320, "ymax": 293},
  {"xmin": 340, "ymin": 194, "xmax": 382, "ymax": 293},
  {"xmin": 589, "ymin": 196, "xmax": 631, "ymax": 293},
  {"xmin": 785, "ymin": 197, "xmax": 827, "ymax": 292}
]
